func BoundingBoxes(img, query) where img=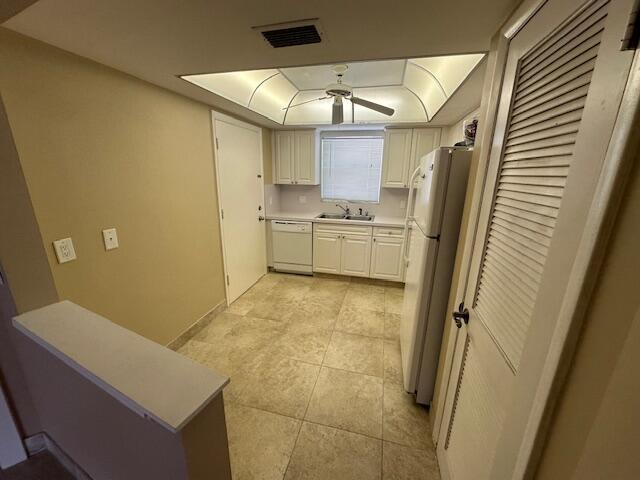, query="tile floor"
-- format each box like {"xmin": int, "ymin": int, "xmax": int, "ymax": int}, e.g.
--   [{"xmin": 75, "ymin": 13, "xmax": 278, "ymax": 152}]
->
[{"xmin": 177, "ymin": 272, "xmax": 440, "ymax": 480}]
